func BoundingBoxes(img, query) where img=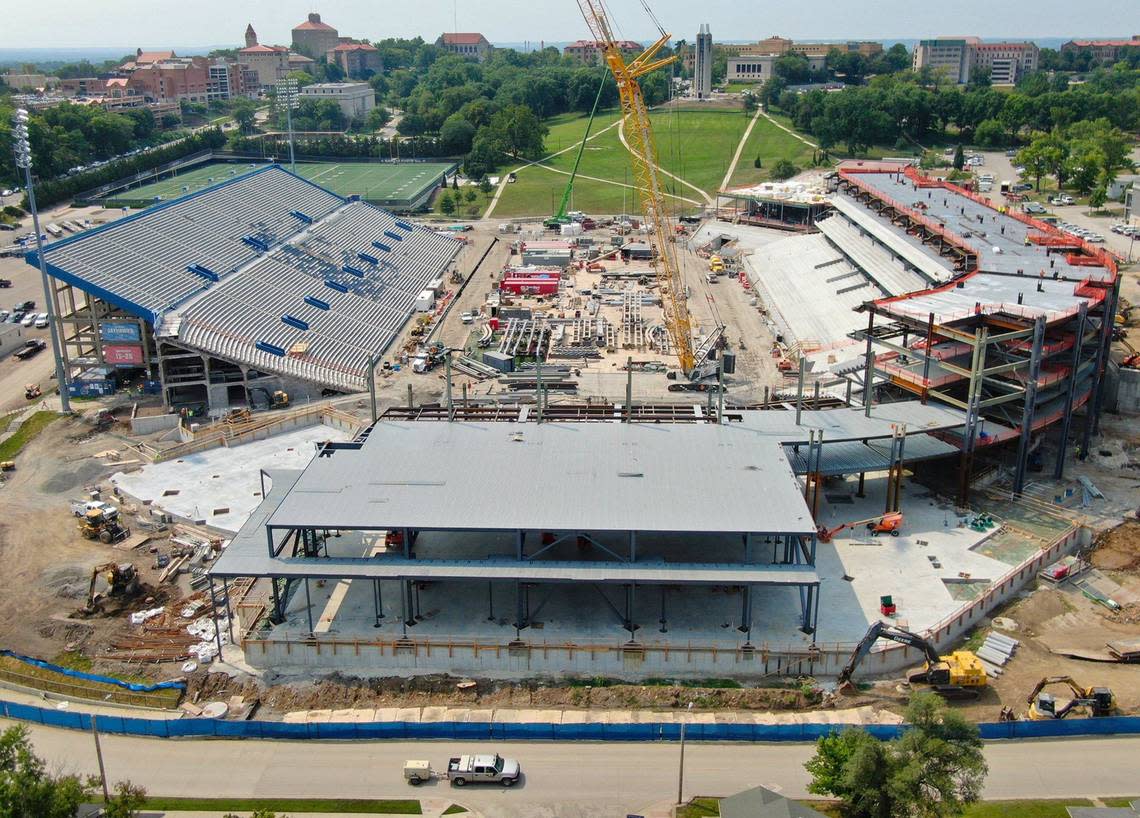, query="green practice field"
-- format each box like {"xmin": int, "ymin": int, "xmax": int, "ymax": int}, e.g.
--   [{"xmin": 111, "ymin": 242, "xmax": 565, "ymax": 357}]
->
[
  {"xmin": 105, "ymin": 160, "xmax": 456, "ymax": 210},
  {"xmin": 492, "ymin": 107, "xmax": 818, "ymax": 218}
]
